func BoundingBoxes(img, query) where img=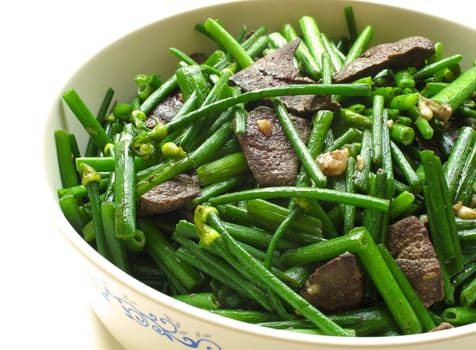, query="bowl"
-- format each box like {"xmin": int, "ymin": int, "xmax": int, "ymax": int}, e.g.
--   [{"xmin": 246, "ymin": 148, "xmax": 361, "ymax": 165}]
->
[{"xmin": 42, "ymin": 0, "xmax": 476, "ymax": 349}]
